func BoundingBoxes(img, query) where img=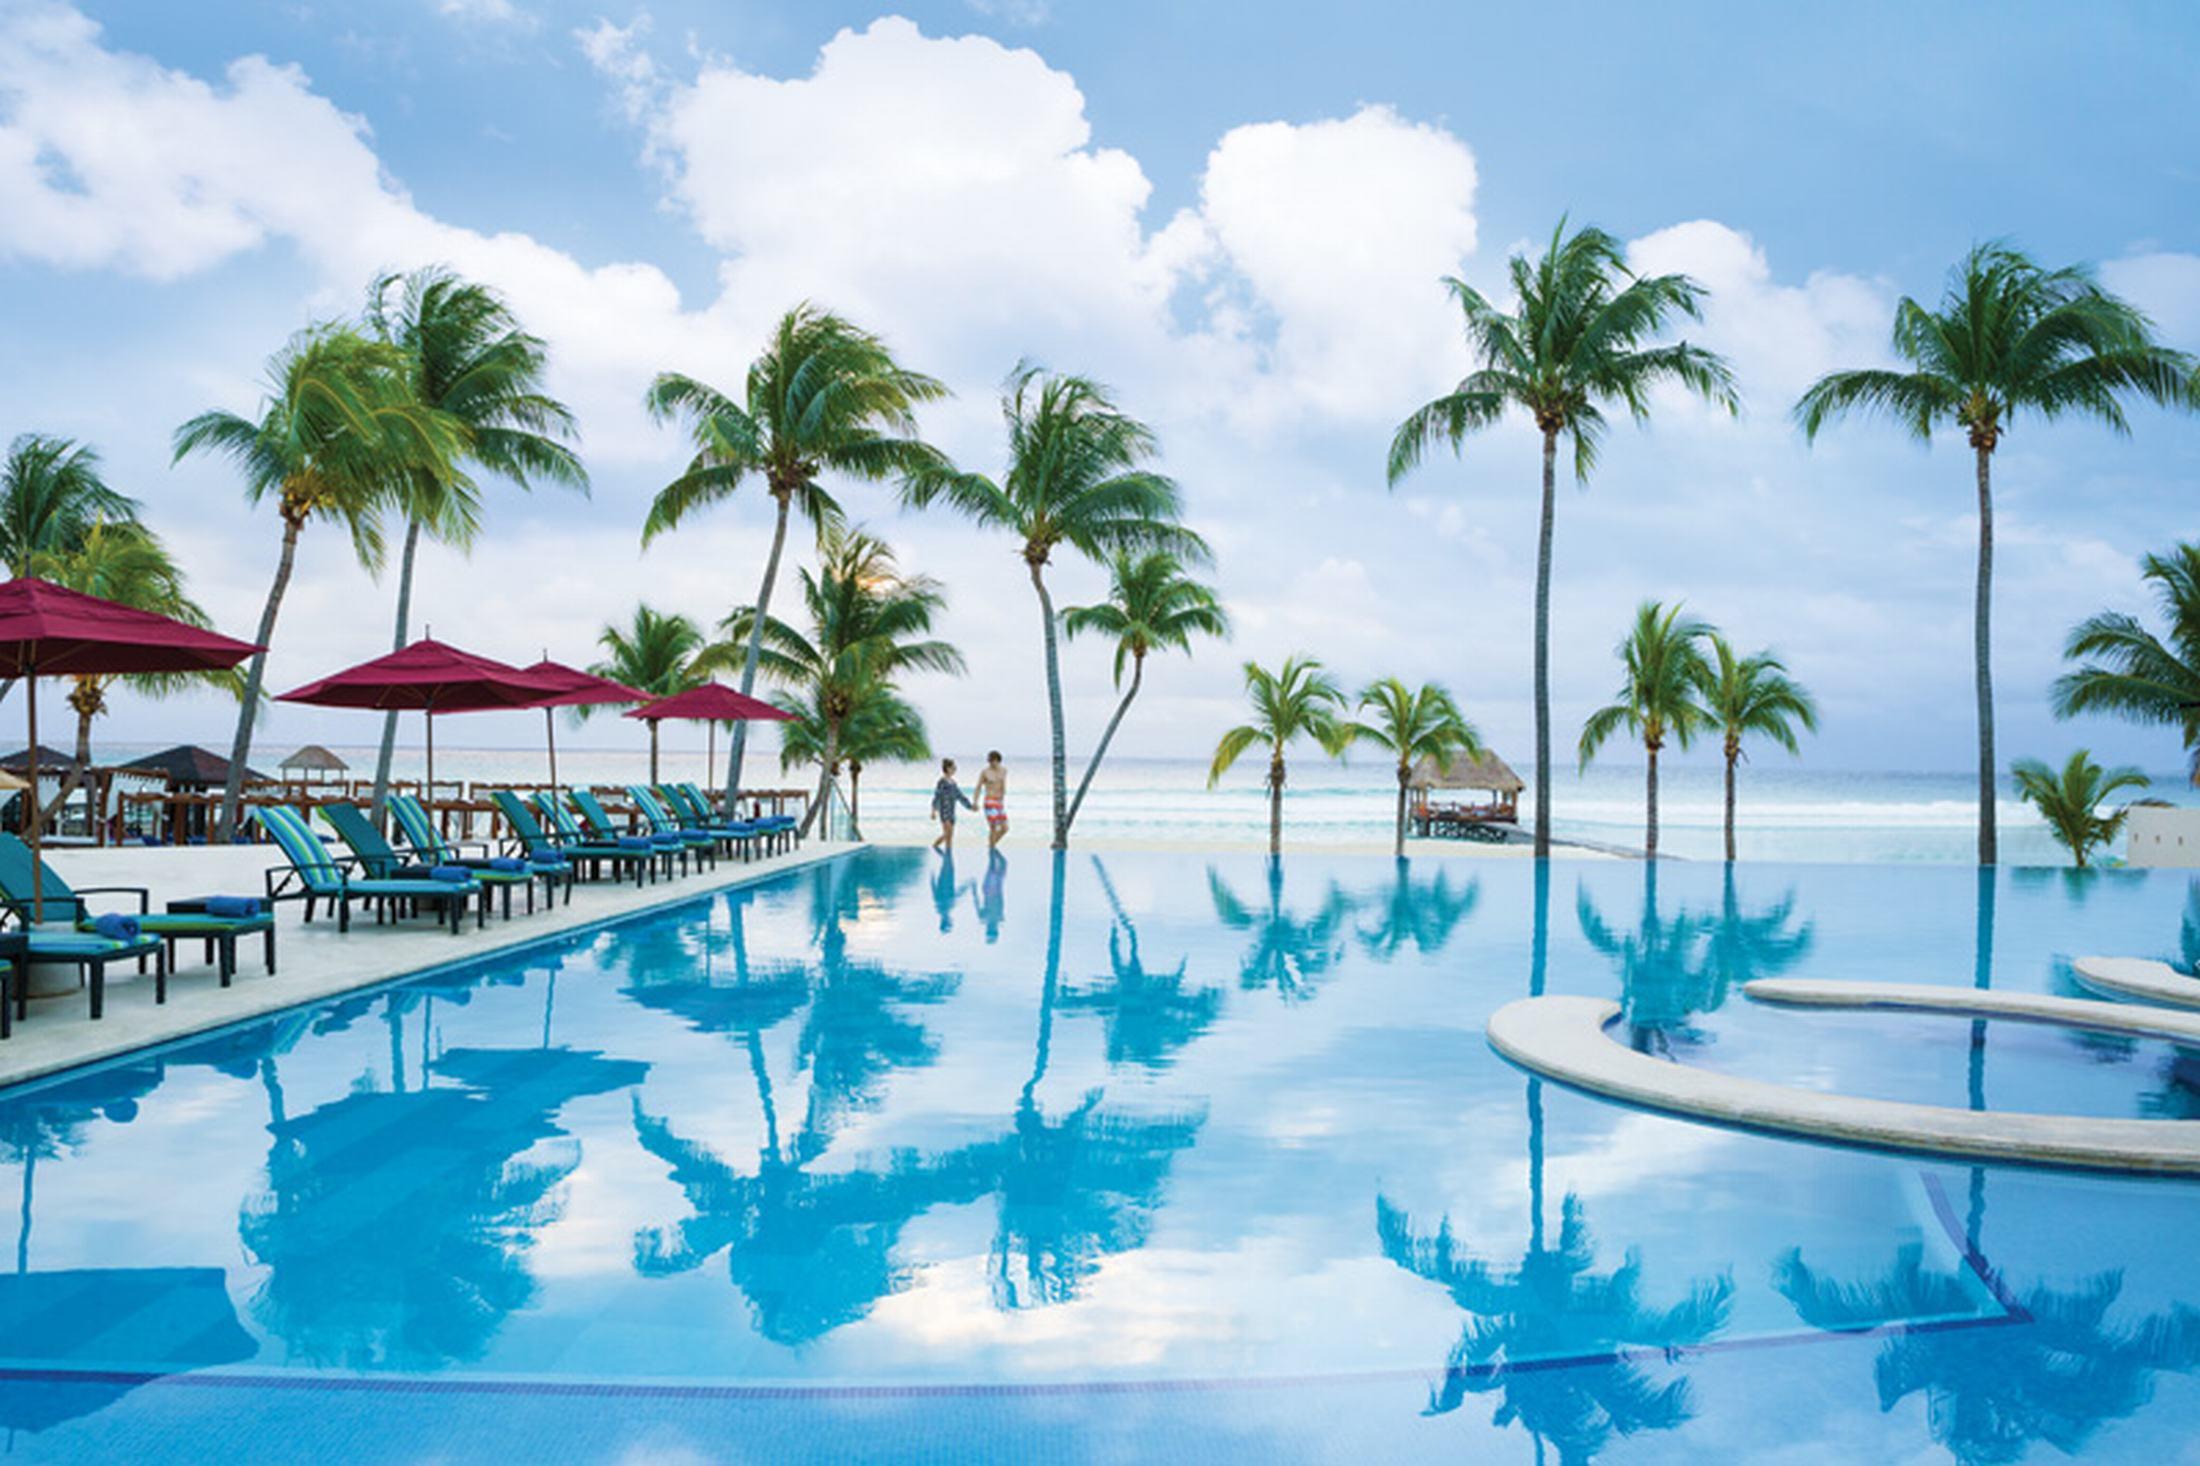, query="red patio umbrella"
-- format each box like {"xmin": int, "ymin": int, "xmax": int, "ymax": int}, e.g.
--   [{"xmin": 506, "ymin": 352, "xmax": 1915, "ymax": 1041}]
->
[
  {"xmin": 0, "ymin": 578, "xmax": 261, "ymax": 917},
  {"xmin": 276, "ymin": 639, "xmax": 550, "ymax": 801},
  {"xmin": 626, "ymin": 681, "xmax": 793, "ymax": 789},
  {"xmin": 518, "ymin": 658, "xmax": 647, "ymax": 803}
]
